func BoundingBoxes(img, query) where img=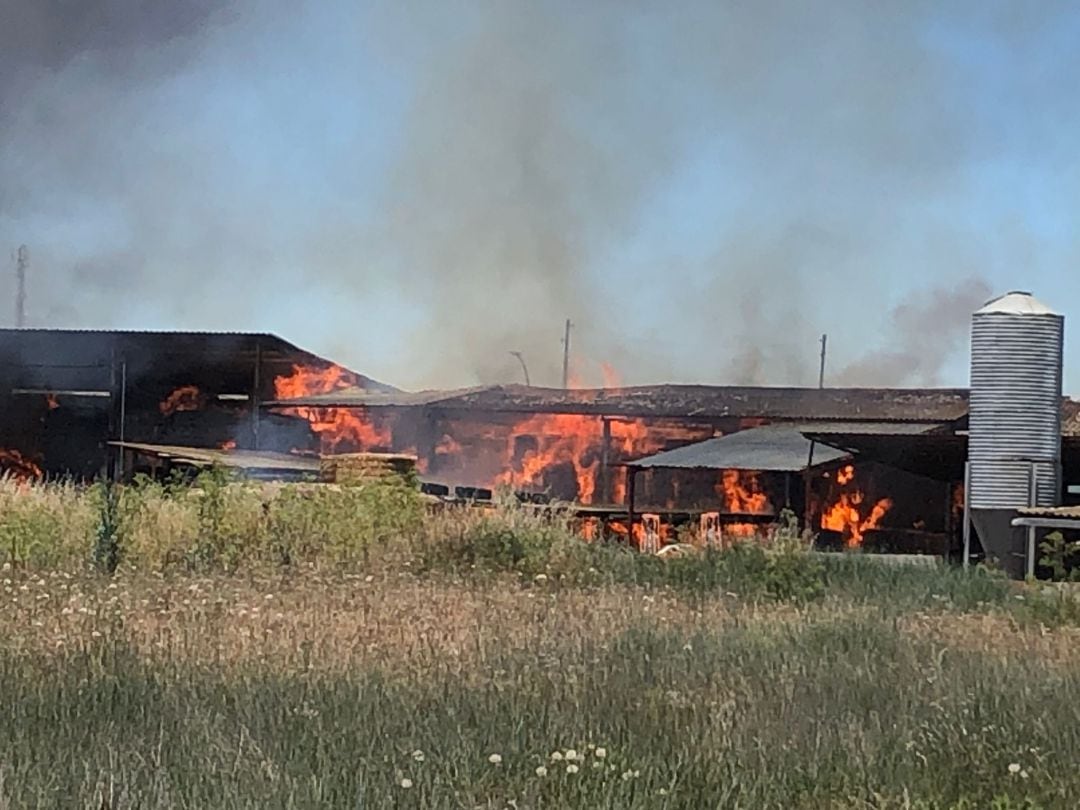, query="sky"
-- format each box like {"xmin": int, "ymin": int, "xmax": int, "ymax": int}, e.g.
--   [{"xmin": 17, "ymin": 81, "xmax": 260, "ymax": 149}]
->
[{"xmin": 1, "ymin": 1, "xmax": 1078, "ymax": 393}]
